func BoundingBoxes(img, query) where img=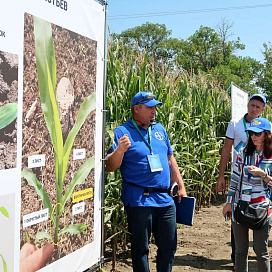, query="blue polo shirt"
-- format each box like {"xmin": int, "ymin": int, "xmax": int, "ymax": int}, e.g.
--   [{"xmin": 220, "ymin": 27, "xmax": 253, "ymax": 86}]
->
[{"xmin": 107, "ymin": 118, "xmax": 174, "ymax": 207}]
